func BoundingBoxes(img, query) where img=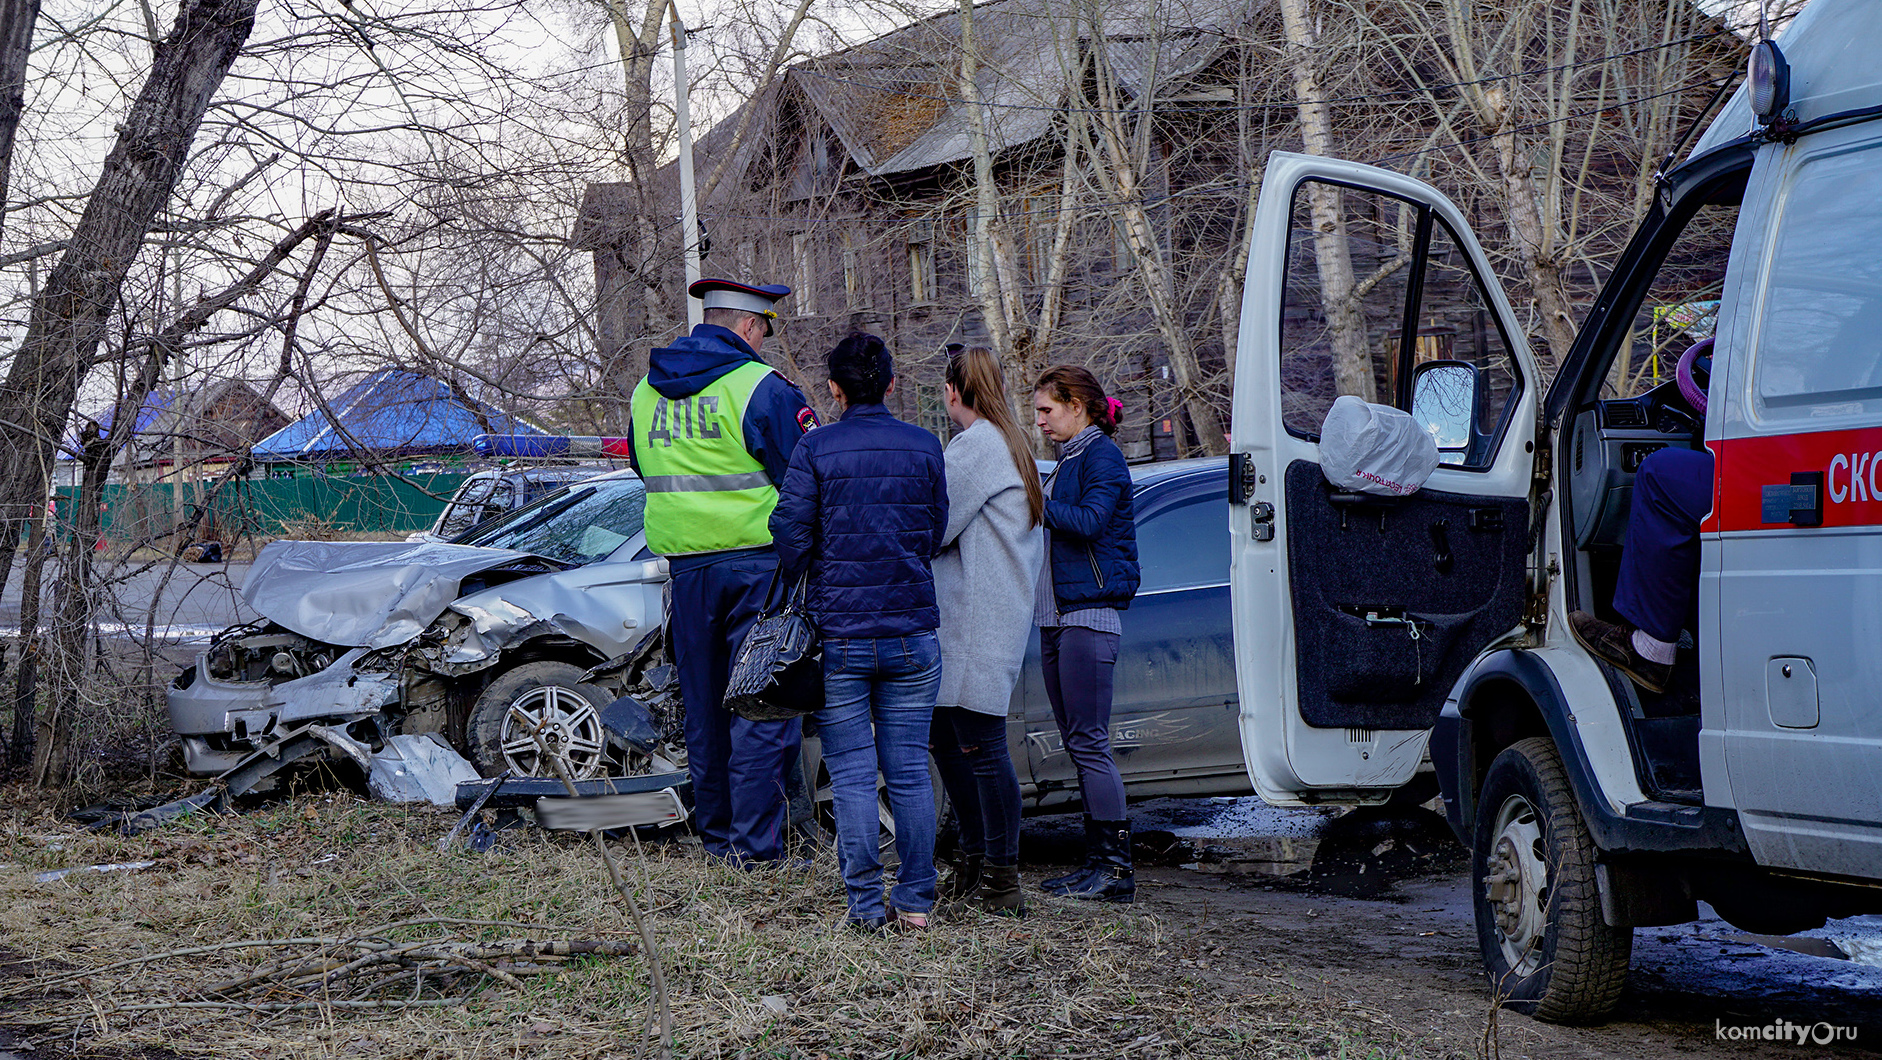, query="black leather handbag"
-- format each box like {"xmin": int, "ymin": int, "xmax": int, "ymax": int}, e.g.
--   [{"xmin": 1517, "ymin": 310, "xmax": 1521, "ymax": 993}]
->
[{"xmin": 722, "ymin": 573, "xmax": 824, "ymax": 722}]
